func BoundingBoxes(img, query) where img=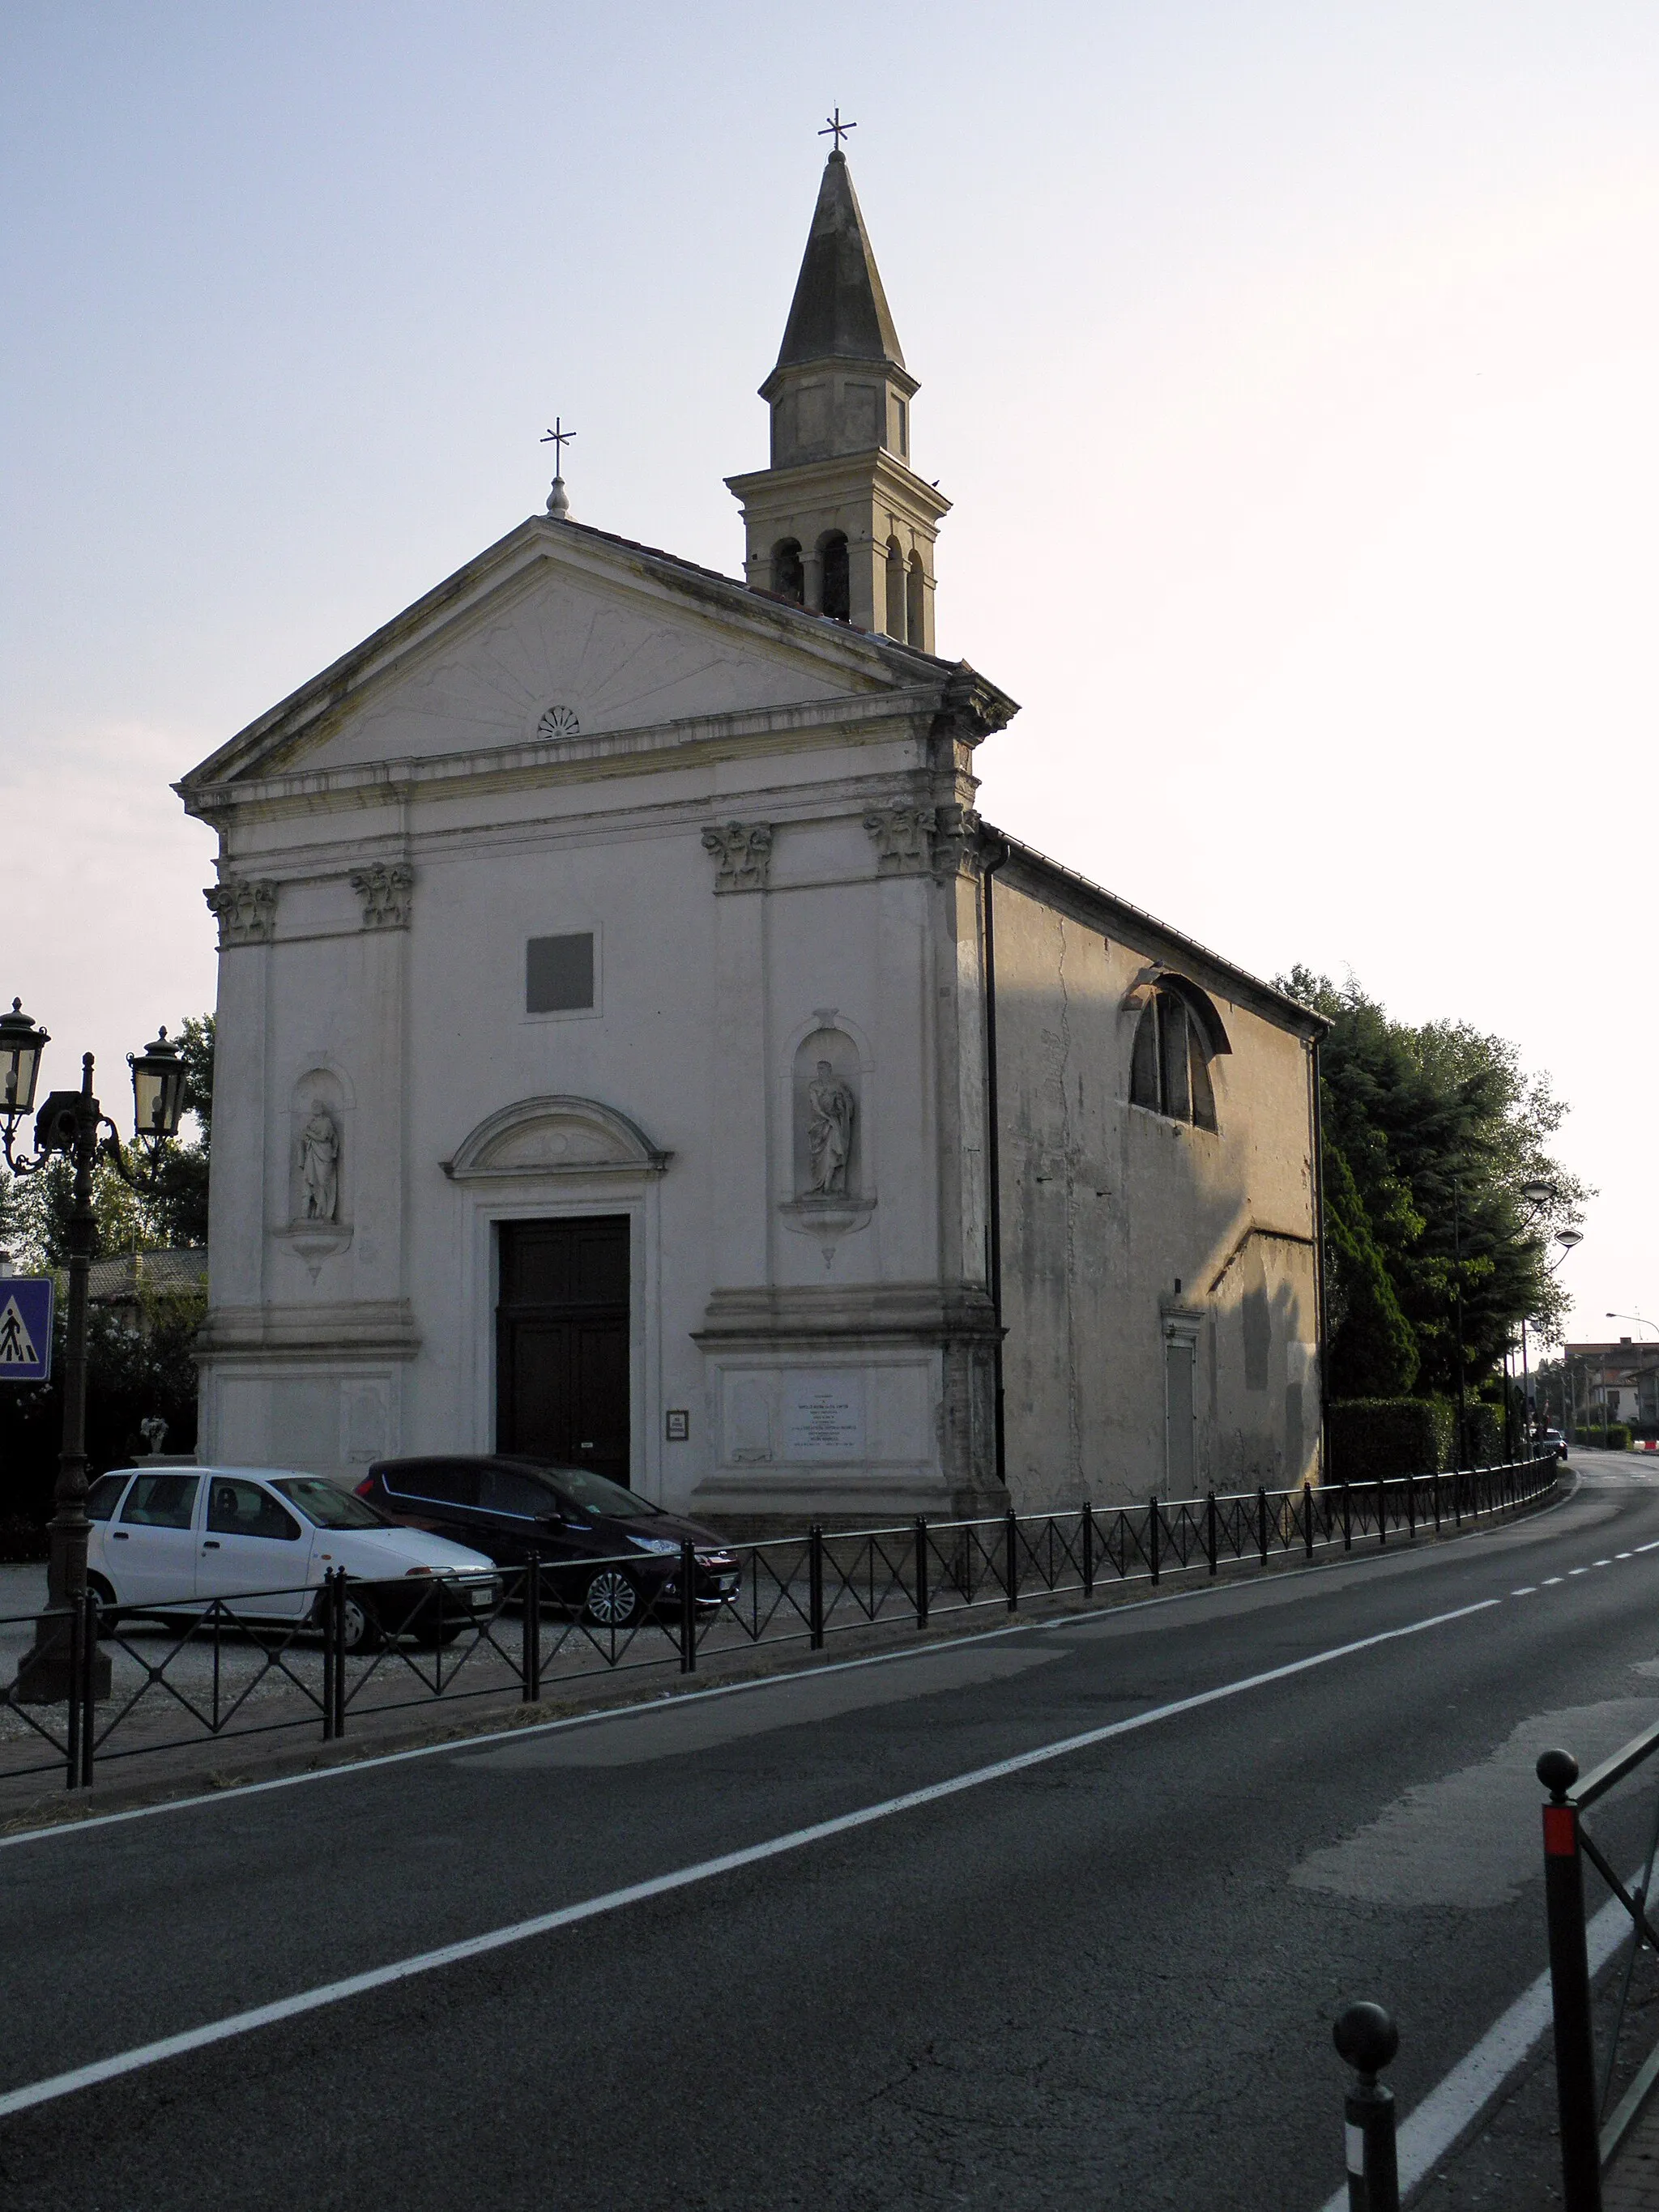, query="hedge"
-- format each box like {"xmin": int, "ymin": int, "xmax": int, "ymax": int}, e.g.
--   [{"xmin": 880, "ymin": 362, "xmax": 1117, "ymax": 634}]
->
[
  {"xmin": 1573, "ymin": 1426, "xmax": 1631, "ymax": 1451},
  {"xmin": 1328, "ymin": 1399, "xmax": 1454, "ymax": 1483},
  {"xmin": 1328, "ymin": 1396, "xmax": 1529, "ymax": 1481}
]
